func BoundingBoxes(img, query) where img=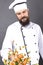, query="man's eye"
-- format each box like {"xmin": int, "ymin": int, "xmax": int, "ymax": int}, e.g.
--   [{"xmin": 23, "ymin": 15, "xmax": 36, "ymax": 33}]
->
[
  {"xmin": 23, "ymin": 11, "xmax": 26, "ymax": 13},
  {"xmin": 17, "ymin": 13, "xmax": 21, "ymax": 15}
]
